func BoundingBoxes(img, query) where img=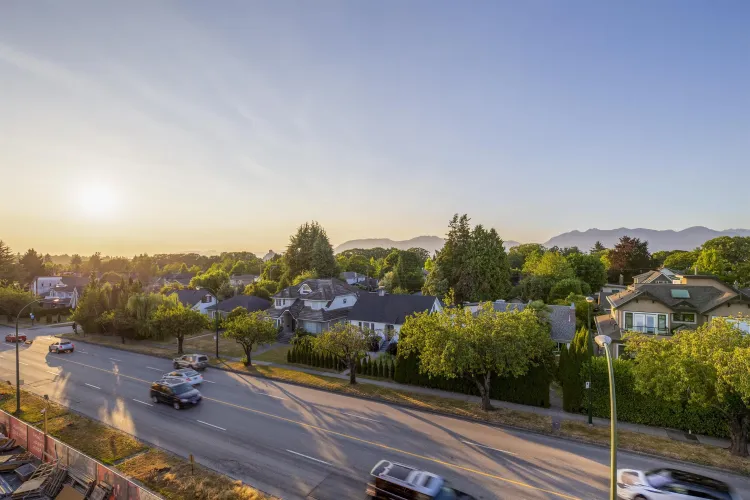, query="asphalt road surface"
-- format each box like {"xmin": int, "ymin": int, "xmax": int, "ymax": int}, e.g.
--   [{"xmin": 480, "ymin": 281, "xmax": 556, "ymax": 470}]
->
[{"xmin": 1, "ymin": 325, "xmax": 749, "ymax": 500}]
